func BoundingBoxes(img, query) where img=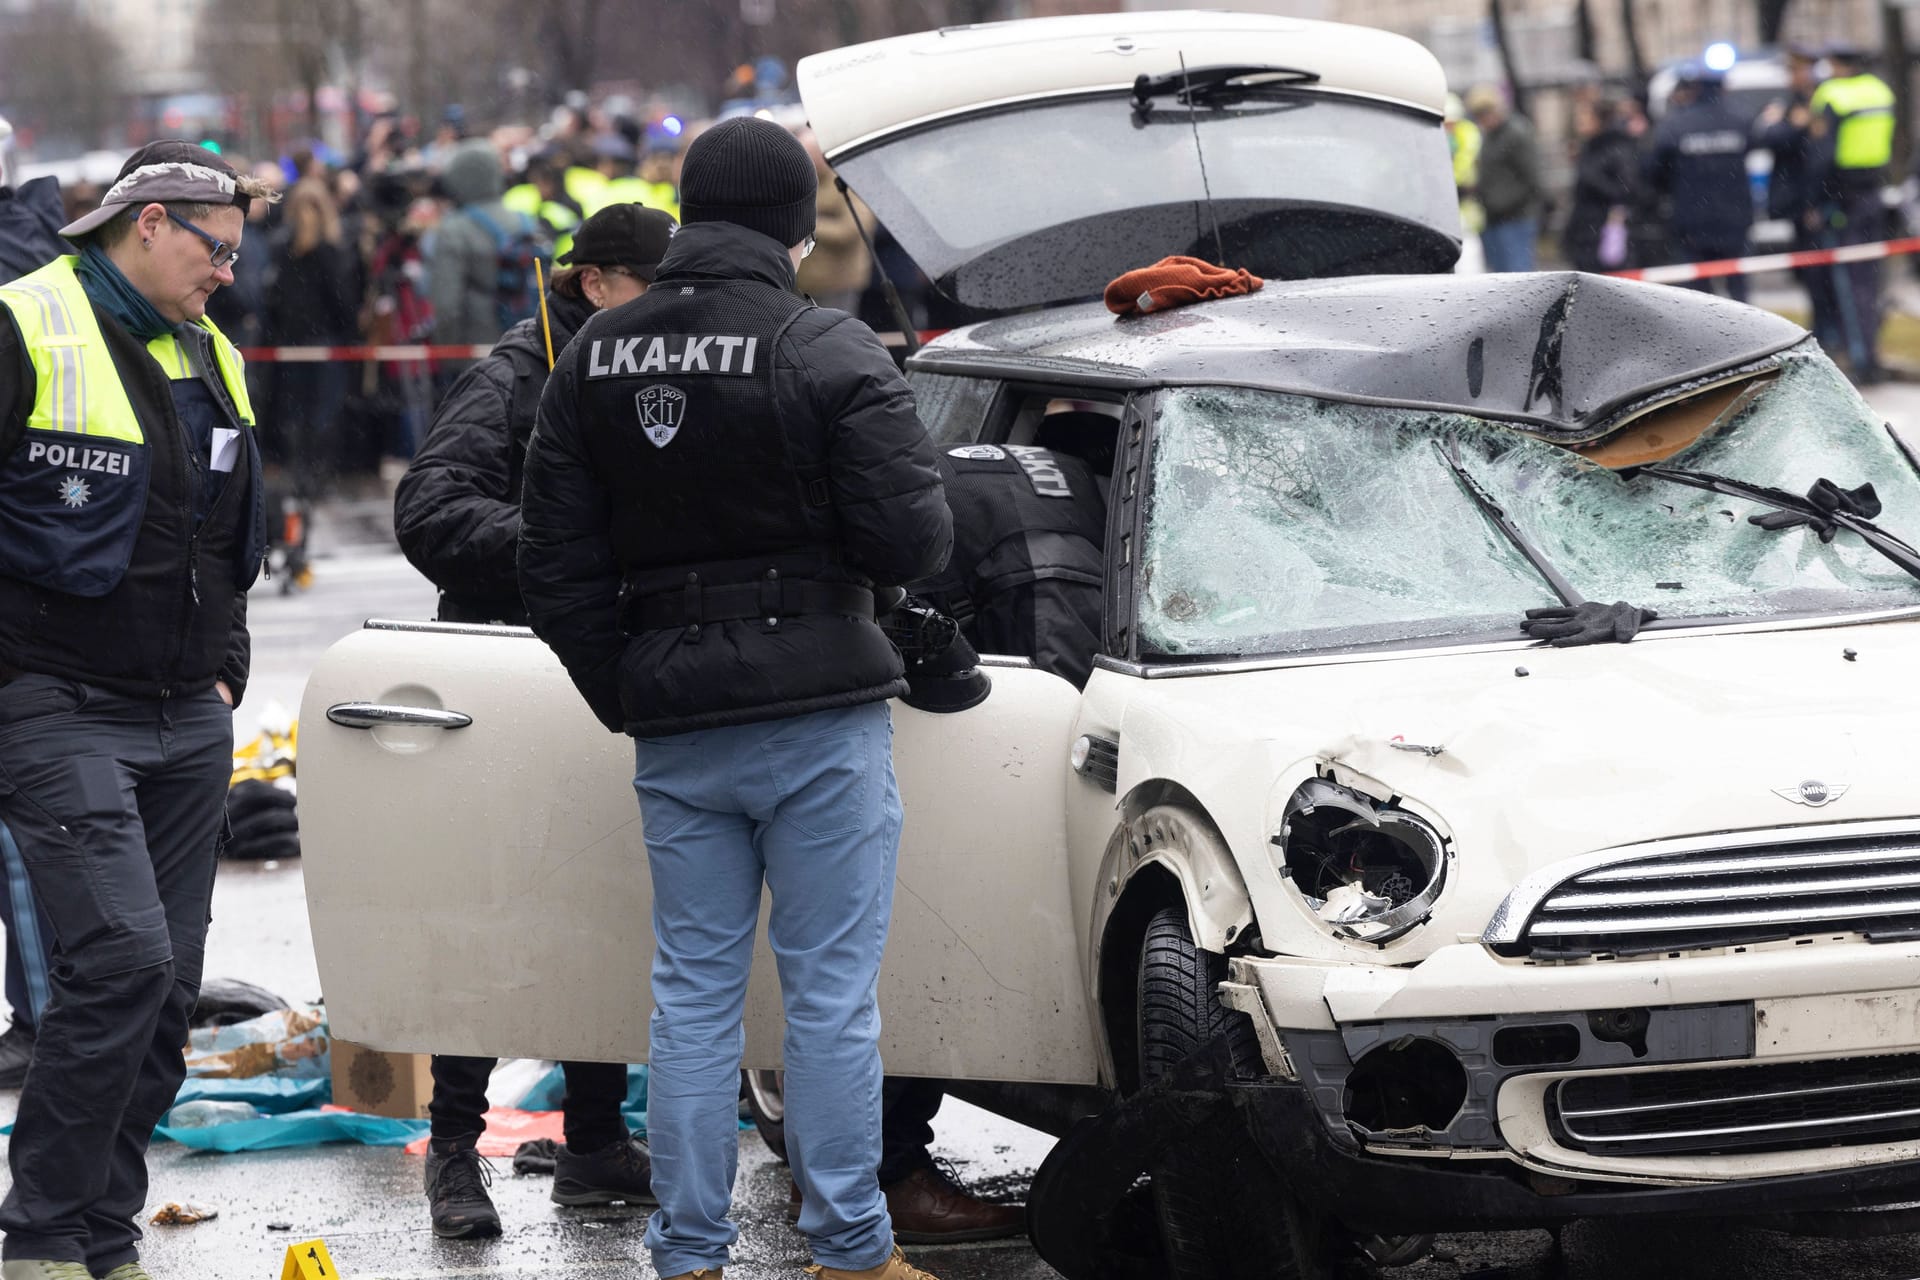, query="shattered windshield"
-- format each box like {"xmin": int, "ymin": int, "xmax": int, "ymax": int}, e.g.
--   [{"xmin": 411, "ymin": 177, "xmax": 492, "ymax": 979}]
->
[{"xmin": 1140, "ymin": 352, "xmax": 1920, "ymax": 657}]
